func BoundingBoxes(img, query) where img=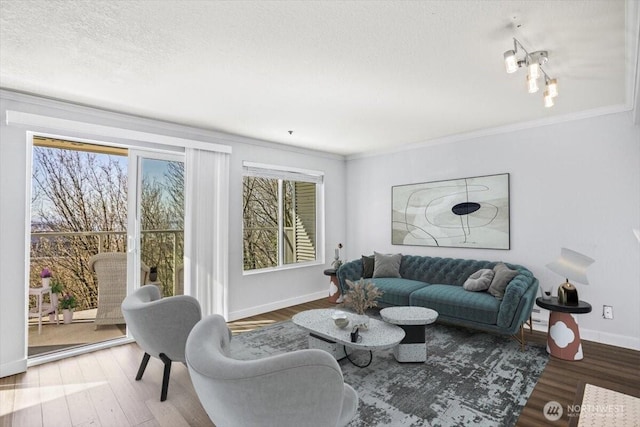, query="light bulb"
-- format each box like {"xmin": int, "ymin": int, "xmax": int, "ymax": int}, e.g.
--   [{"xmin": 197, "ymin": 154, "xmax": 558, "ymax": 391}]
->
[
  {"xmin": 504, "ymin": 50, "xmax": 517, "ymax": 73},
  {"xmin": 546, "ymin": 78, "xmax": 558, "ymax": 97},
  {"xmin": 527, "ymin": 75, "xmax": 539, "ymax": 93},
  {"xmin": 544, "ymin": 90, "xmax": 554, "ymax": 107}
]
